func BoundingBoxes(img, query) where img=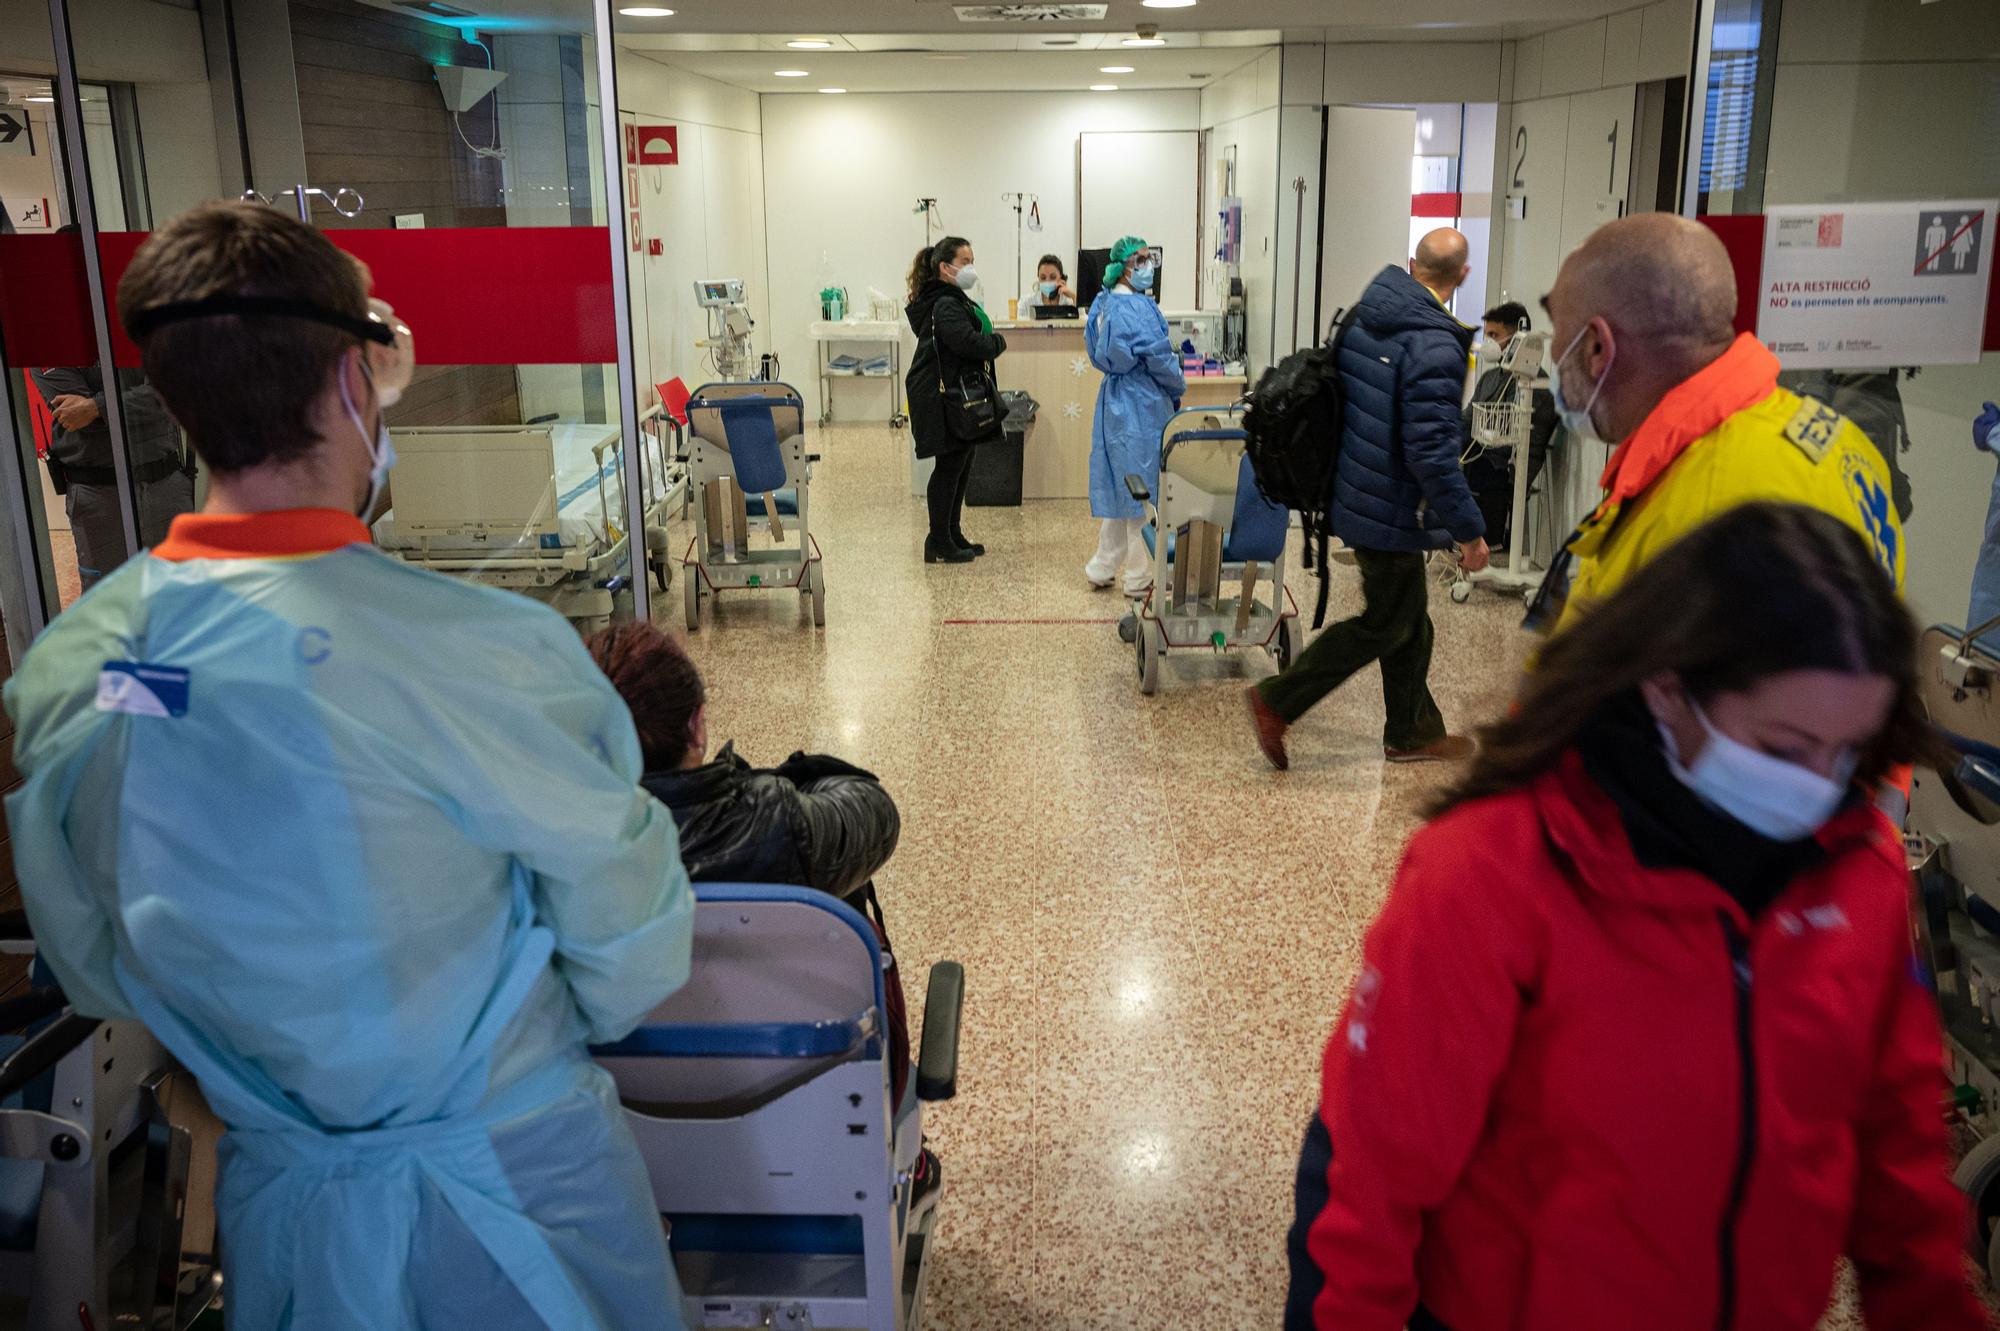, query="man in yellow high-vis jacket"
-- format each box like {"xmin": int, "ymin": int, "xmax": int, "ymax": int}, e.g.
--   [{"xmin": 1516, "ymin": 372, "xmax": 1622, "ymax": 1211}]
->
[{"xmin": 1536, "ymin": 213, "xmax": 1904, "ymax": 640}]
